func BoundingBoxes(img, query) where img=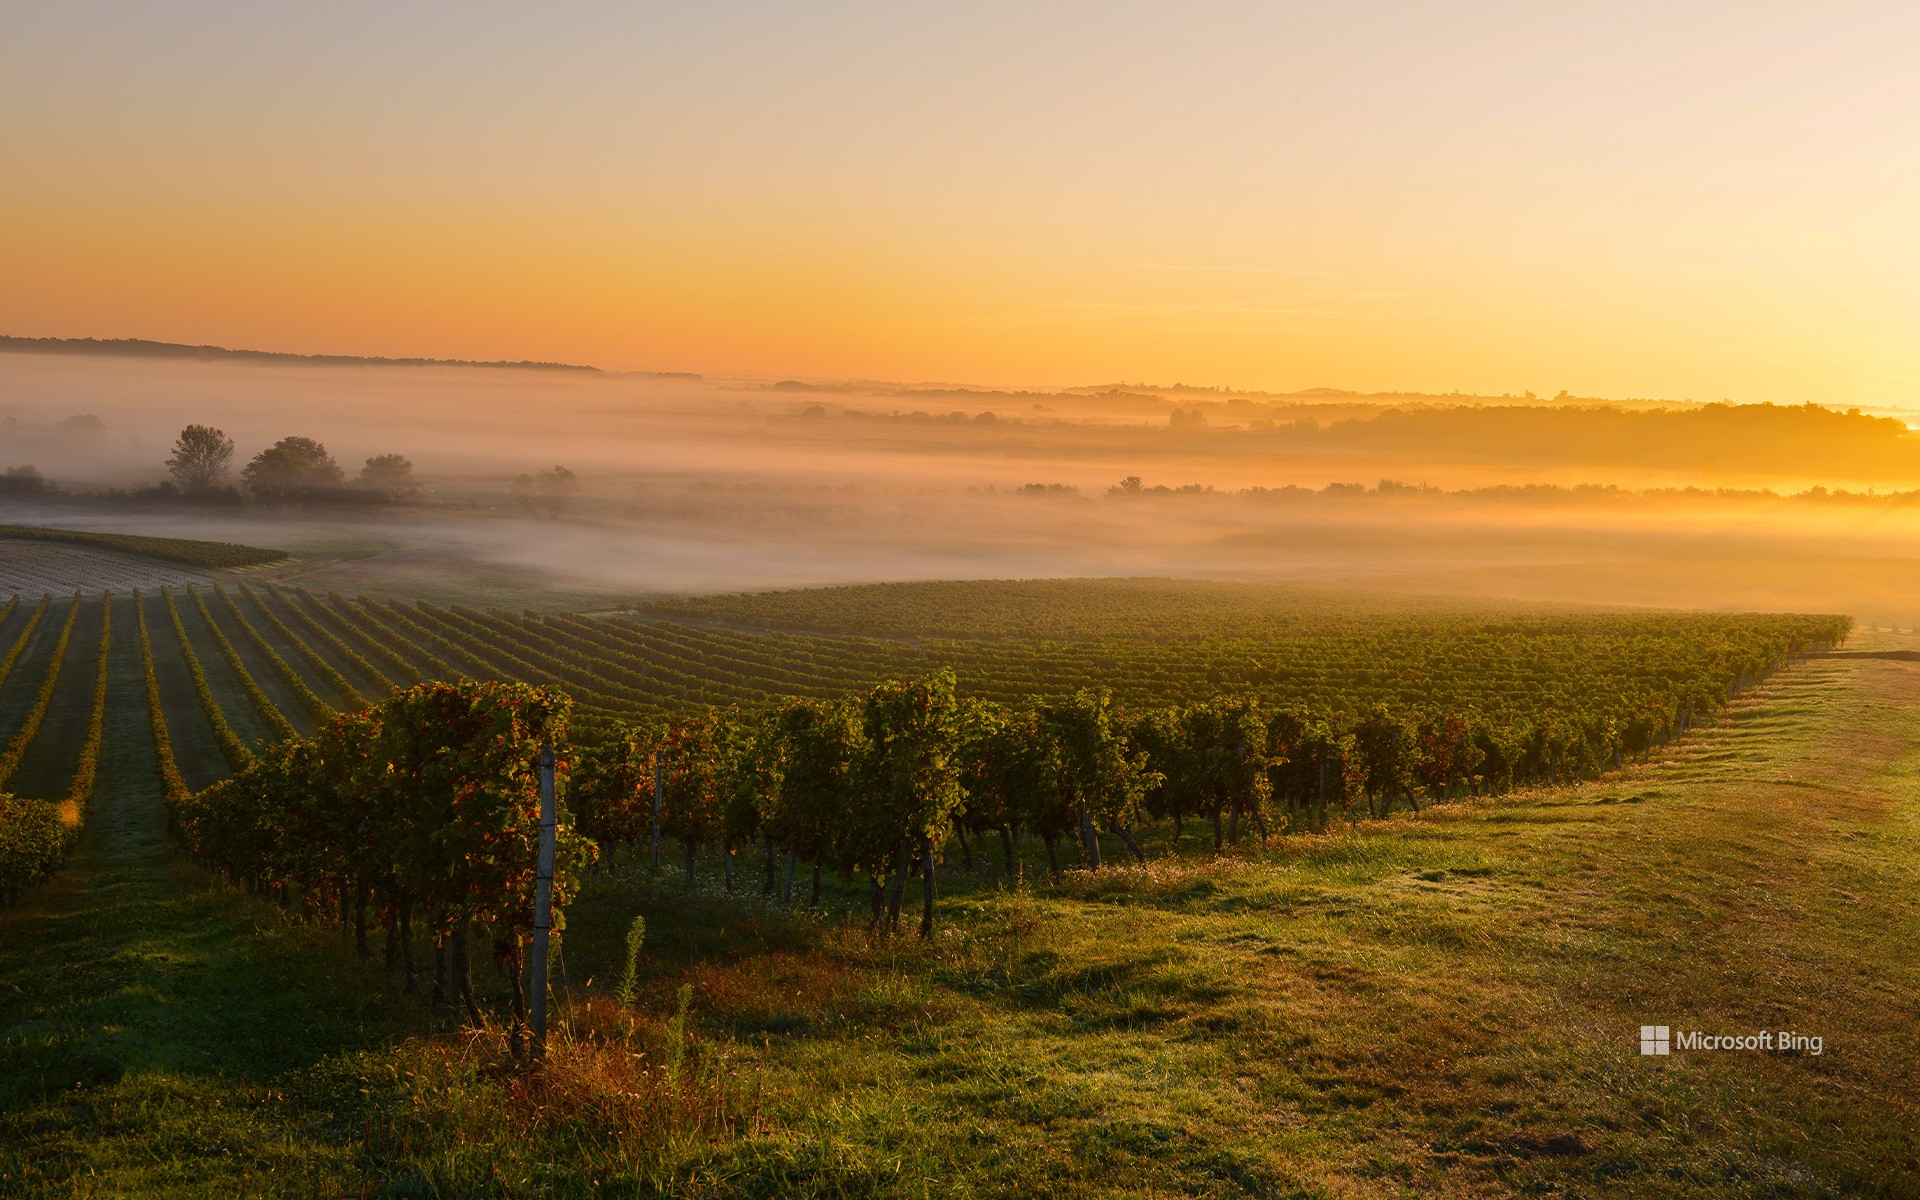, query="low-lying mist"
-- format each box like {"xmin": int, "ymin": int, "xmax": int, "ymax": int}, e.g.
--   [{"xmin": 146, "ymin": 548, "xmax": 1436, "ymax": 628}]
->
[{"xmin": 6, "ymin": 349, "xmax": 1920, "ymax": 625}]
